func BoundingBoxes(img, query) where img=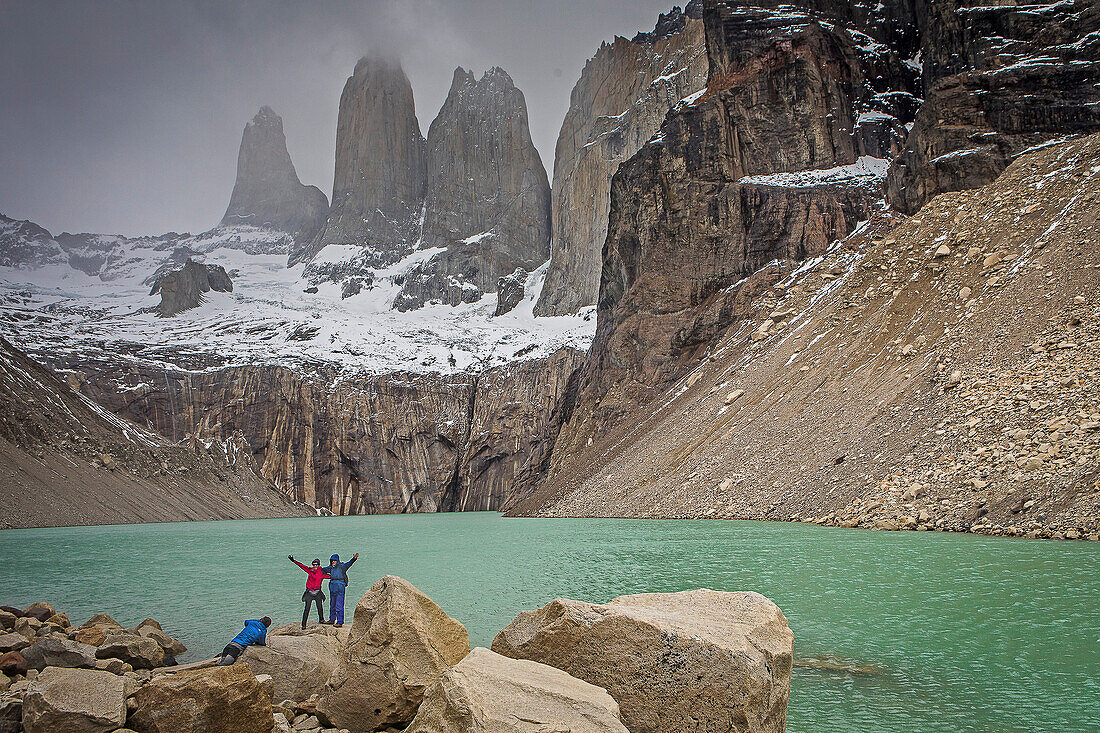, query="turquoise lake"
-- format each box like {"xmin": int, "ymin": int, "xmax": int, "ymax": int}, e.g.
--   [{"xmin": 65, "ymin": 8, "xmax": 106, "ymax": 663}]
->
[{"xmin": 1, "ymin": 513, "xmax": 1097, "ymax": 732}]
